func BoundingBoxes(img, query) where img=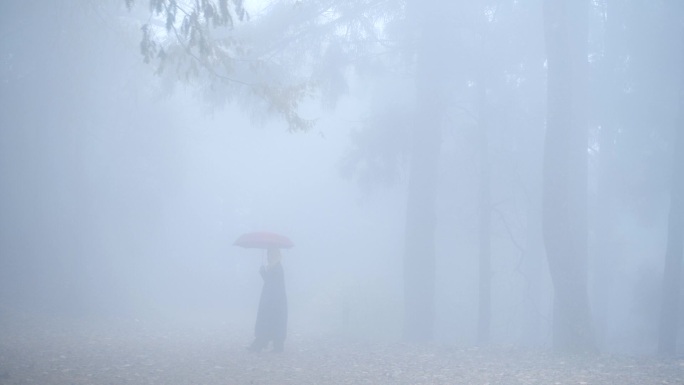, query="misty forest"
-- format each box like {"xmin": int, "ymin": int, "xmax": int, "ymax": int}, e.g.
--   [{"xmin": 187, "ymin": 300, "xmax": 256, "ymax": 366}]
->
[{"xmin": 1, "ymin": 0, "xmax": 684, "ymax": 383}]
